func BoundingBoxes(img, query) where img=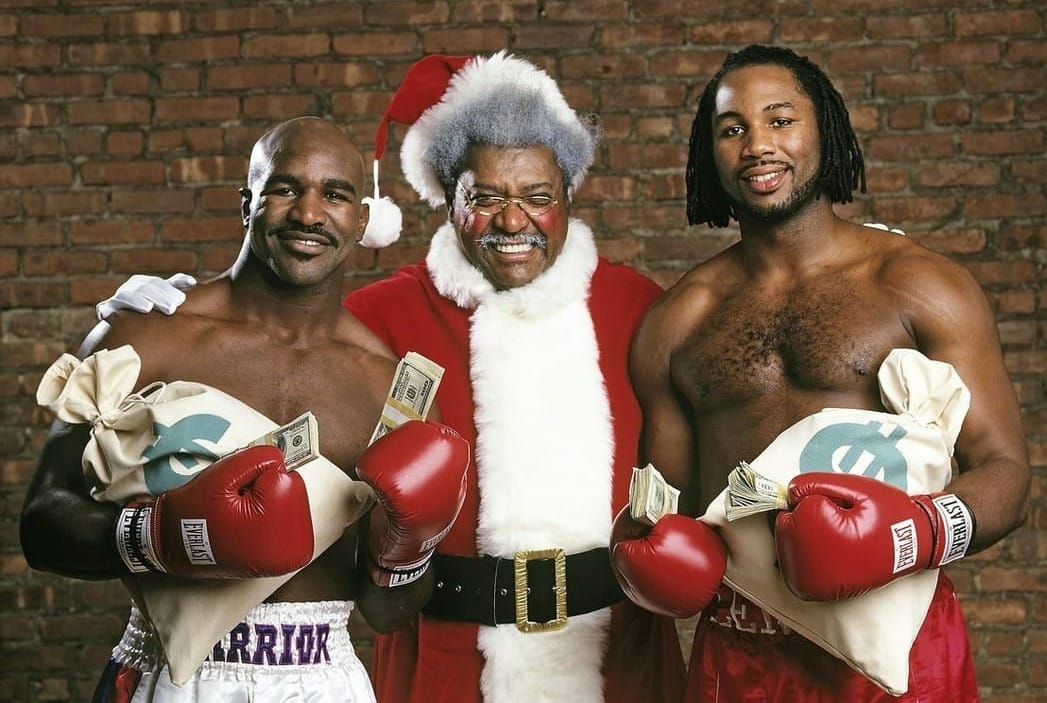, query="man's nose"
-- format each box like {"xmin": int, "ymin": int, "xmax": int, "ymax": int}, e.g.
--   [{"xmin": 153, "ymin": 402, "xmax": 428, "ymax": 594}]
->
[
  {"xmin": 492, "ymin": 199, "xmax": 529, "ymax": 233},
  {"xmin": 742, "ymin": 125, "xmax": 775, "ymax": 159},
  {"xmin": 289, "ymin": 189, "xmax": 325, "ymax": 226}
]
